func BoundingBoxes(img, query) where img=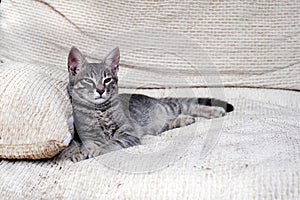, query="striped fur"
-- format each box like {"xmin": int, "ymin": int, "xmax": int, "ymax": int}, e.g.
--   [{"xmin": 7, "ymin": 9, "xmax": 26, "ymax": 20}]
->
[{"xmin": 58, "ymin": 47, "xmax": 234, "ymax": 162}]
